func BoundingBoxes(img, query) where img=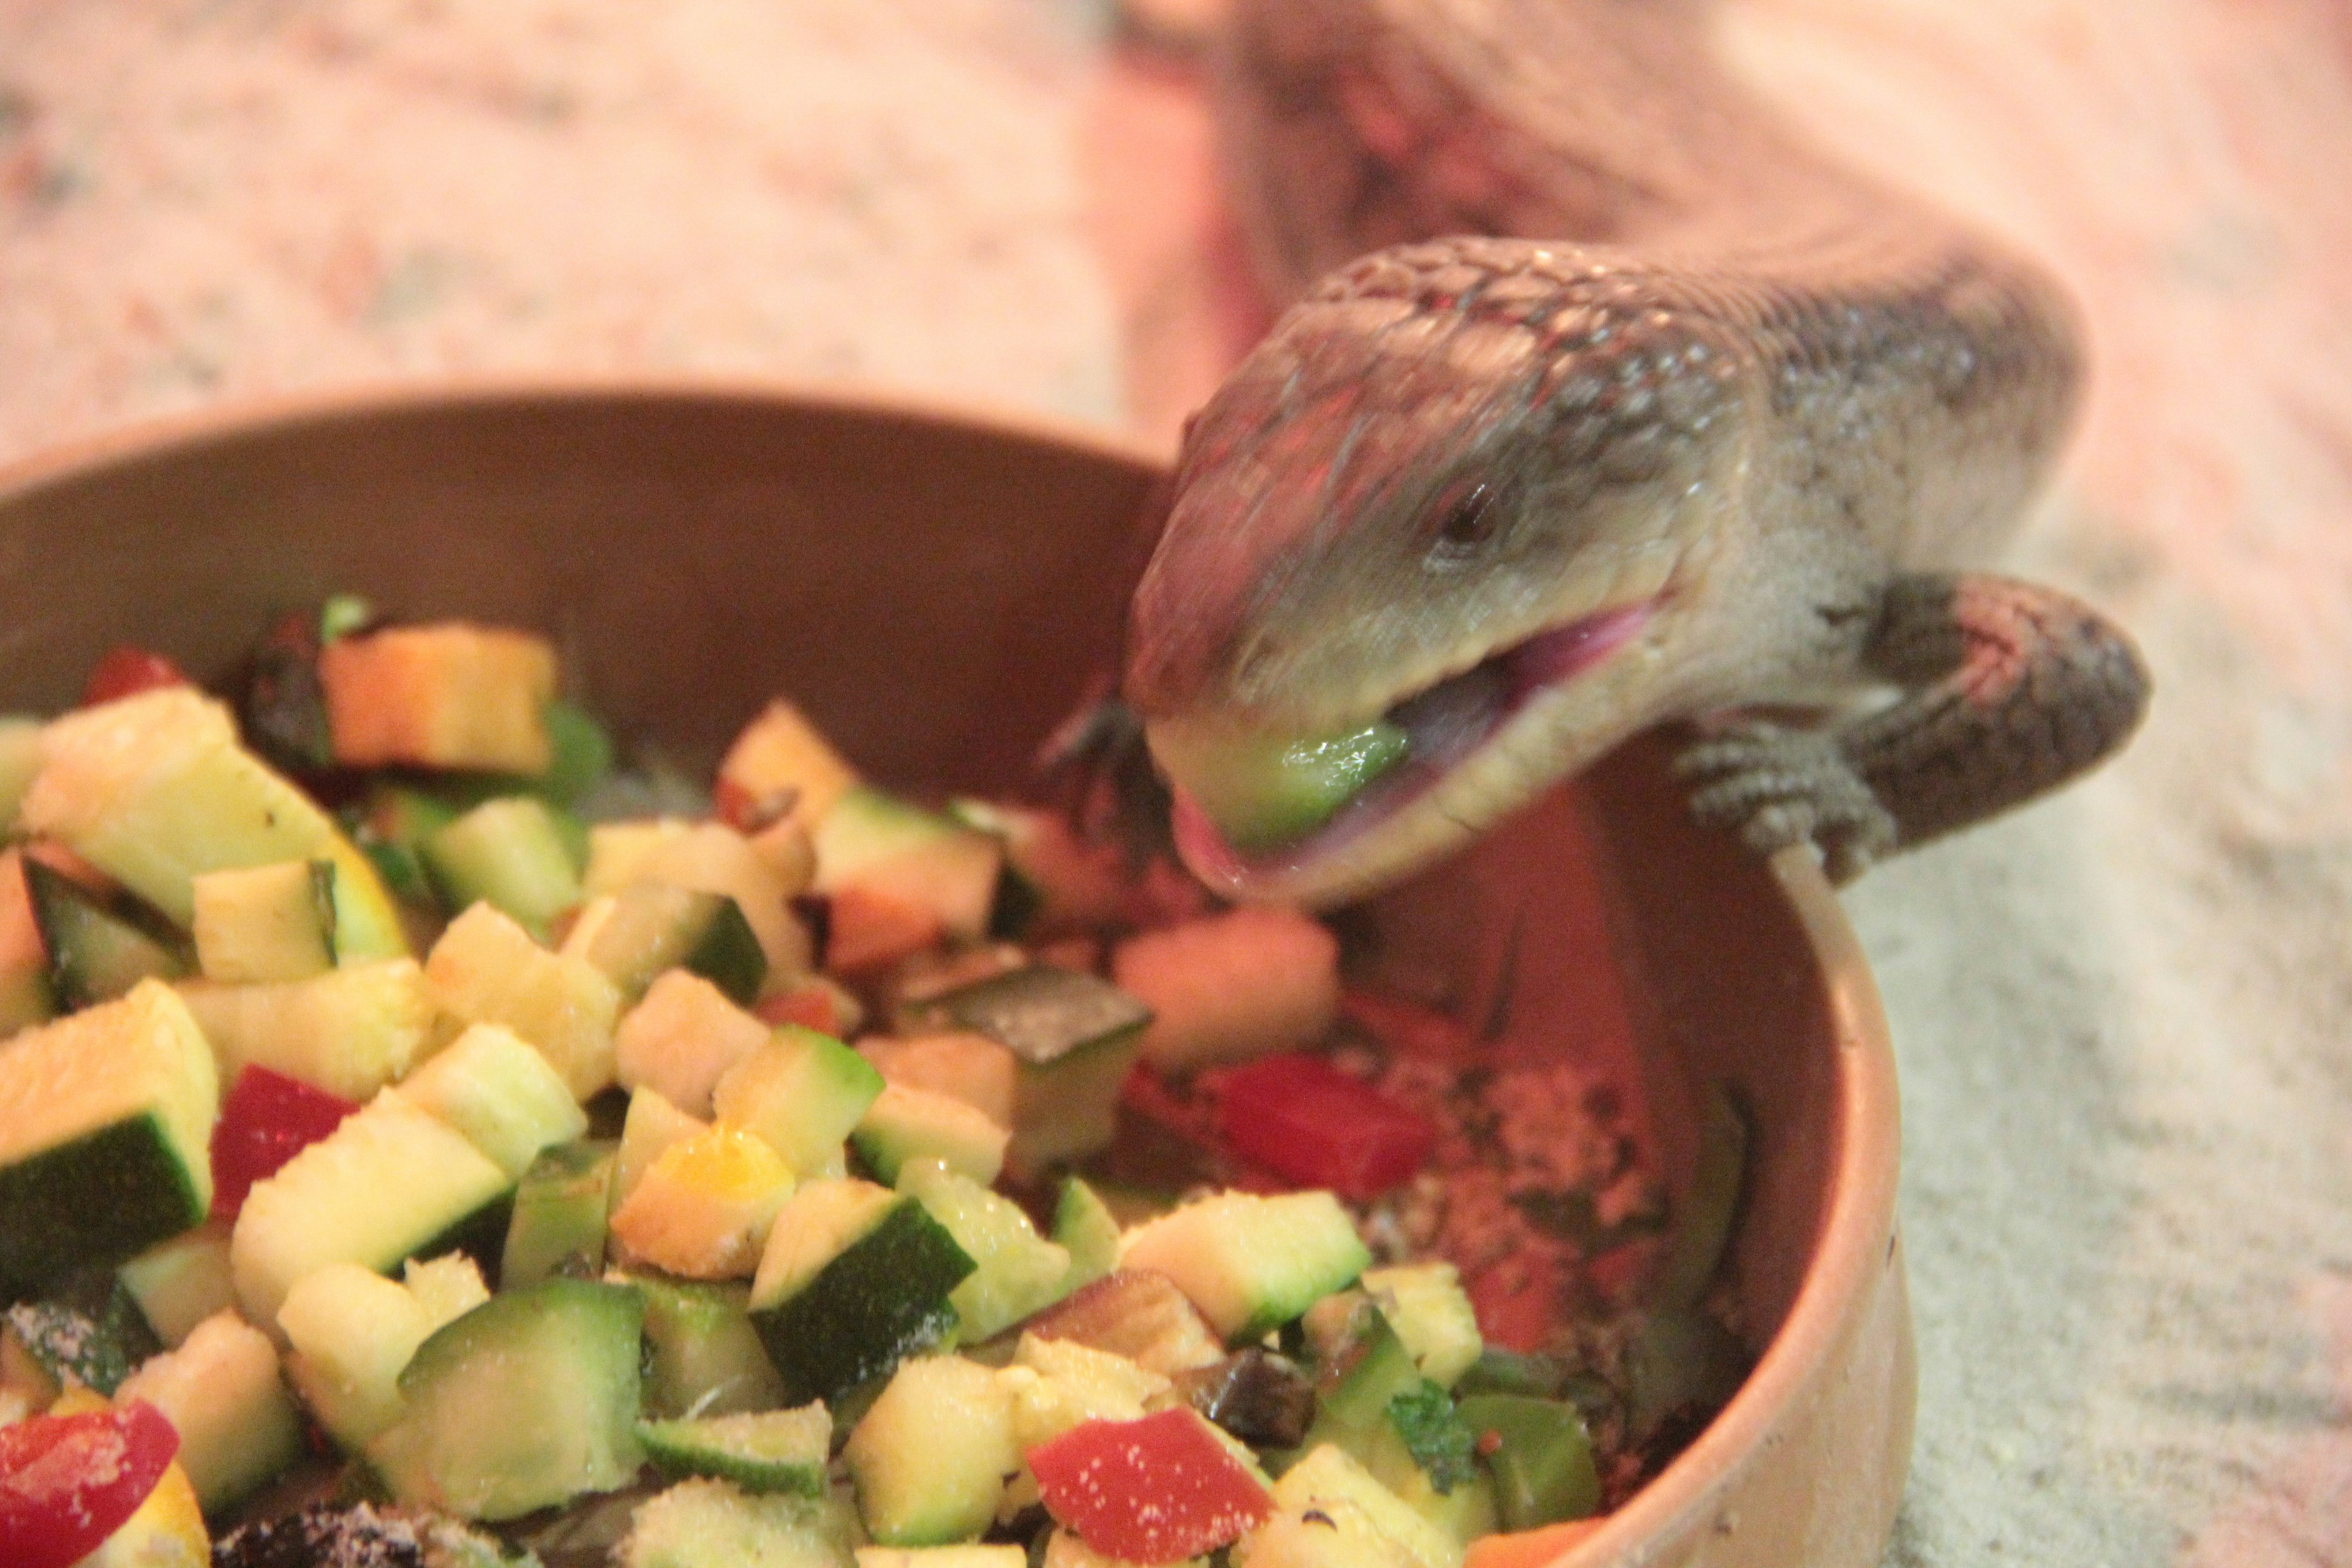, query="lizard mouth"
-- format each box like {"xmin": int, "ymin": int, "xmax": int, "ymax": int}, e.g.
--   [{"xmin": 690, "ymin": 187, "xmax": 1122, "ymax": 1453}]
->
[{"xmin": 1168, "ymin": 599, "xmax": 1655, "ymax": 892}]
